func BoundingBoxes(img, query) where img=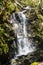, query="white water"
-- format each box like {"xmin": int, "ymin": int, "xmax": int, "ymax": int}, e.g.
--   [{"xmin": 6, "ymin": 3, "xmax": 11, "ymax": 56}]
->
[
  {"xmin": 8, "ymin": 10, "xmax": 35, "ymax": 58},
  {"xmin": 15, "ymin": 12, "xmax": 35, "ymax": 57}
]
